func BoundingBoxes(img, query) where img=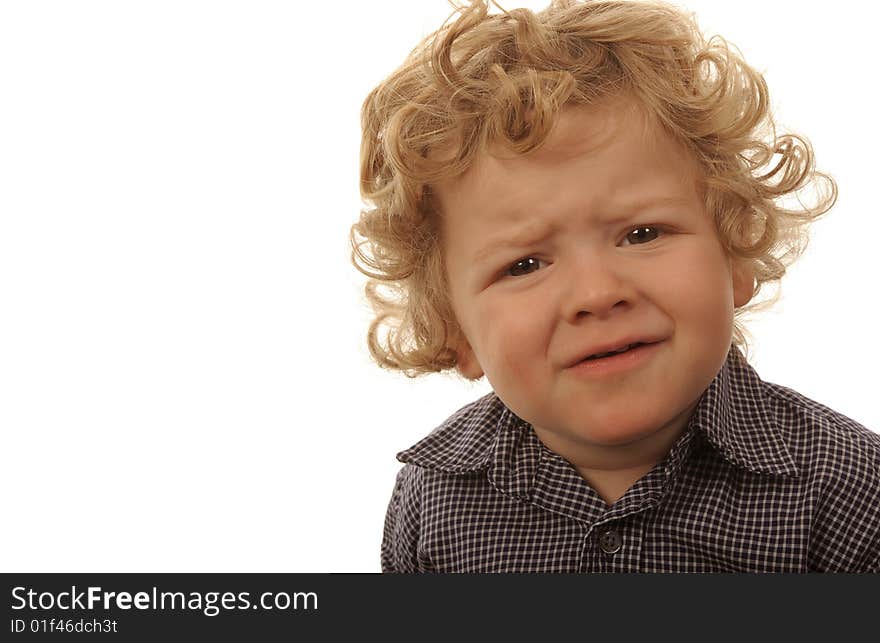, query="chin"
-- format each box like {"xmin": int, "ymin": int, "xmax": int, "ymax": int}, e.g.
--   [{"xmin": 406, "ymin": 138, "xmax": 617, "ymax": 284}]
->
[
  {"xmin": 580, "ymin": 408, "xmax": 661, "ymax": 435},
  {"xmin": 583, "ymin": 427, "xmax": 658, "ymax": 447}
]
